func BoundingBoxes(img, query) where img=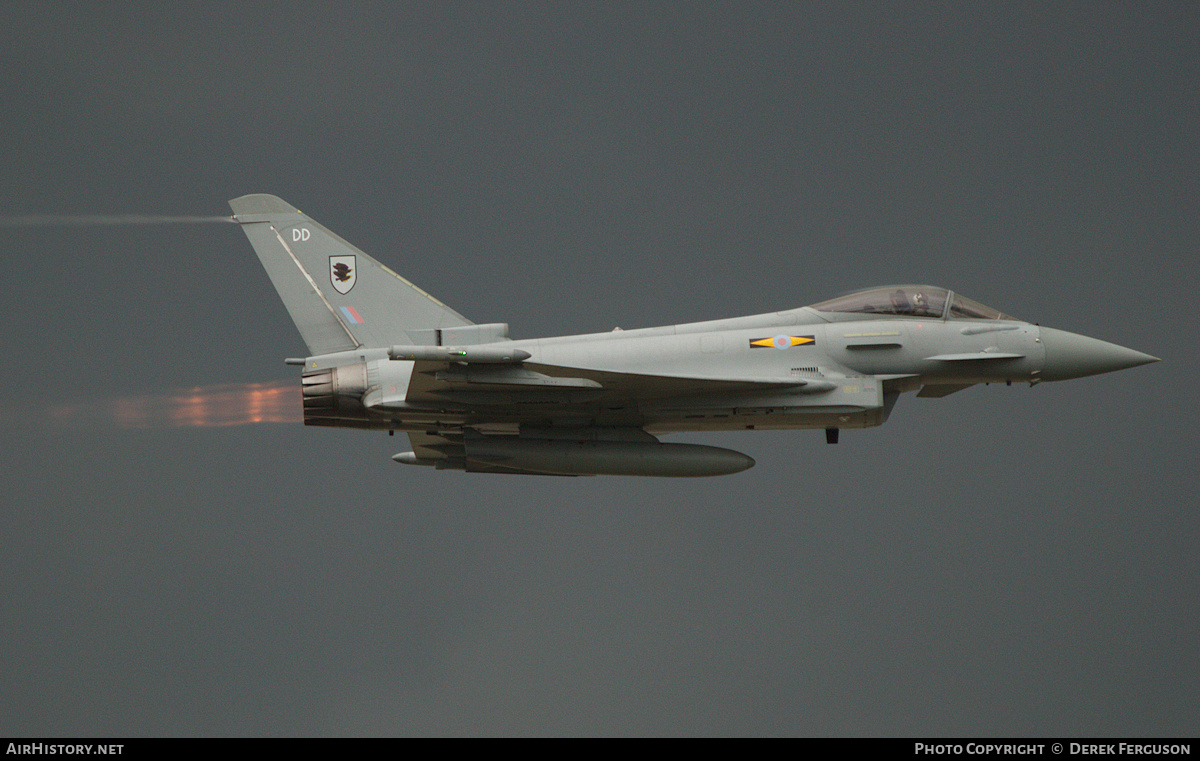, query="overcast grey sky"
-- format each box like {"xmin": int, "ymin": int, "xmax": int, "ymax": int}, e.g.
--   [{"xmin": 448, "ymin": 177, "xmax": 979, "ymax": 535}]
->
[{"xmin": 1, "ymin": 2, "xmax": 1196, "ymax": 736}]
